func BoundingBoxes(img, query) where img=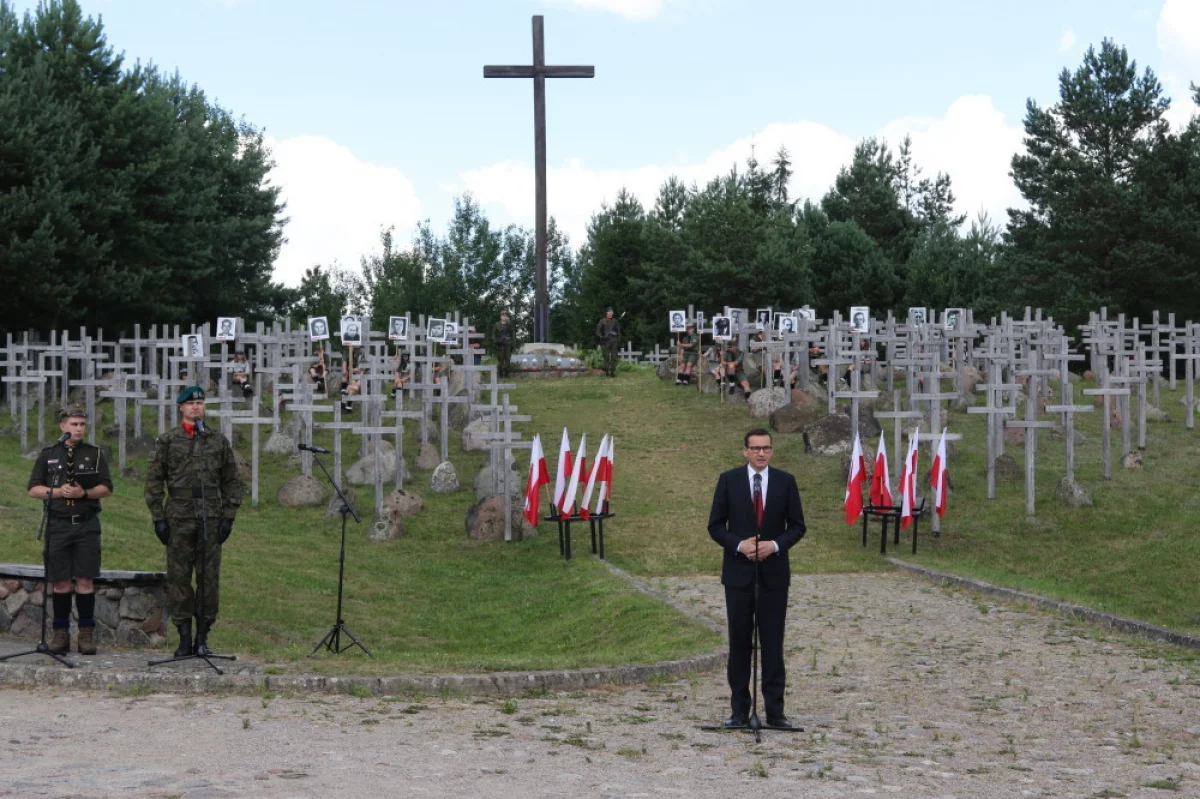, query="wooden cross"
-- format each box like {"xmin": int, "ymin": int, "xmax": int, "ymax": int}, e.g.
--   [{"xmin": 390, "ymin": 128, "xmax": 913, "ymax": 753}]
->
[
  {"xmin": 874, "ymin": 390, "xmax": 923, "ymax": 479},
  {"xmin": 968, "ymin": 382, "xmax": 1019, "ymax": 499},
  {"xmin": 484, "ymin": 15, "xmax": 594, "ymax": 343}
]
